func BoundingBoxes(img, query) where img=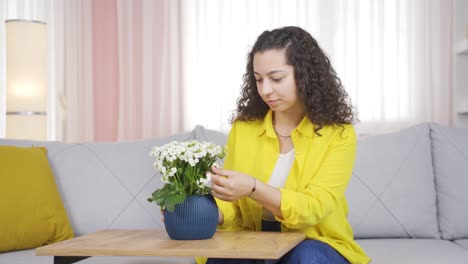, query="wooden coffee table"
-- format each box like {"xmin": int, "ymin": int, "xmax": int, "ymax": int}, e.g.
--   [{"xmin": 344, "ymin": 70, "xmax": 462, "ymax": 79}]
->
[{"xmin": 36, "ymin": 229, "xmax": 305, "ymax": 264}]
